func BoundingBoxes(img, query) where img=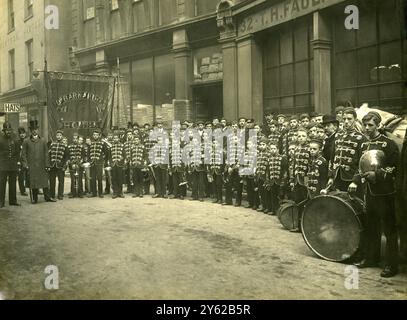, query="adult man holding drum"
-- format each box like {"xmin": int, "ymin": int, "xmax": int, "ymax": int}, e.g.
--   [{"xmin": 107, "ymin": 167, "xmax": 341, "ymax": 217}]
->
[{"xmin": 349, "ymin": 111, "xmax": 400, "ymax": 278}]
